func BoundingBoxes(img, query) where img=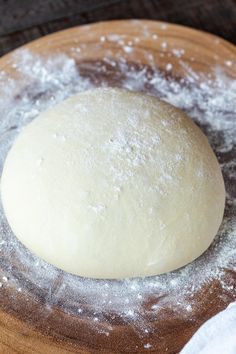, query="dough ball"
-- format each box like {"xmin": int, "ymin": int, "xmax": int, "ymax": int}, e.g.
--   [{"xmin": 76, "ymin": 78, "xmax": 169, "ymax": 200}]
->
[{"xmin": 1, "ymin": 88, "xmax": 225, "ymax": 279}]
